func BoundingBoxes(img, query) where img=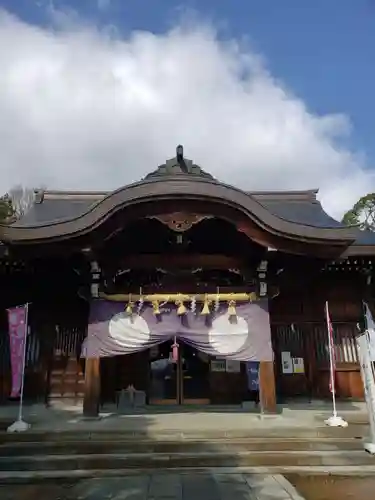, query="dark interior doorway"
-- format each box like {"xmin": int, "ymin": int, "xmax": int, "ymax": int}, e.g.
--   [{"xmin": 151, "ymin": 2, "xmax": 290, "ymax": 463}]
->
[{"xmin": 148, "ymin": 340, "xmax": 210, "ymax": 405}]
